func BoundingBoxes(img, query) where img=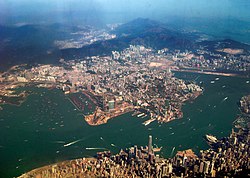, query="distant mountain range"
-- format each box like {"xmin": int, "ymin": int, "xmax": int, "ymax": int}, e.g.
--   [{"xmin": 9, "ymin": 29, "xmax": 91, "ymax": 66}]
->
[
  {"xmin": 61, "ymin": 18, "xmax": 198, "ymax": 60},
  {"xmin": 0, "ymin": 18, "xmax": 249, "ymax": 71}
]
